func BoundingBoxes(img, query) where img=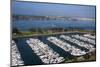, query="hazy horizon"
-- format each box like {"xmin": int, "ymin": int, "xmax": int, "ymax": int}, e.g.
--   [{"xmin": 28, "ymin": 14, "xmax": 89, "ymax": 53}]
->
[{"xmin": 12, "ymin": 1, "xmax": 96, "ymax": 18}]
